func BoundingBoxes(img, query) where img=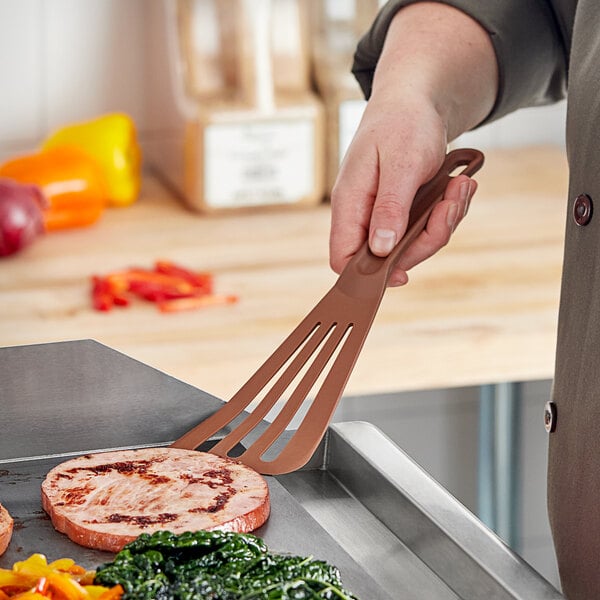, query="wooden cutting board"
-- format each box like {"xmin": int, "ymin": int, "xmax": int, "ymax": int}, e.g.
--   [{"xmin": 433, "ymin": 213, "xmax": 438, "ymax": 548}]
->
[{"xmin": 0, "ymin": 145, "xmax": 567, "ymax": 401}]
